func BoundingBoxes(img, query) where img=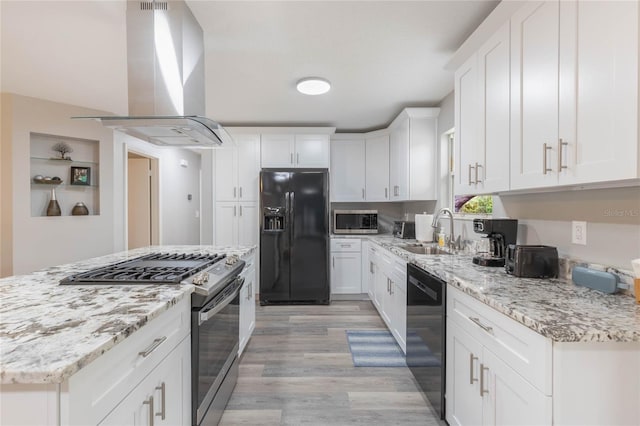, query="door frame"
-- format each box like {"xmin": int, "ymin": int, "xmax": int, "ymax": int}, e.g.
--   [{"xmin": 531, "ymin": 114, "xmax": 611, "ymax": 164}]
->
[{"xmin": 125, "ymin": 146, "xmax": 160, "ymax": 249}]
